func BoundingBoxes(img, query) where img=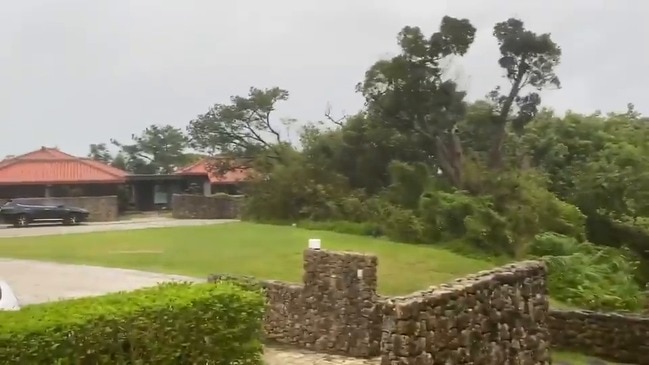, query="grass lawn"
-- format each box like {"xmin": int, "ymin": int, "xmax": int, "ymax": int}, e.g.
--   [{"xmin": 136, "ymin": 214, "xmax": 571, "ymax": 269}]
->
[
  {"xmin": 0, "ymin": 222, "xmax": 620, "ymax": 364},
  {"xmin": 0, "ymin": 222, "xmax": 494, "ymax": 295}
]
